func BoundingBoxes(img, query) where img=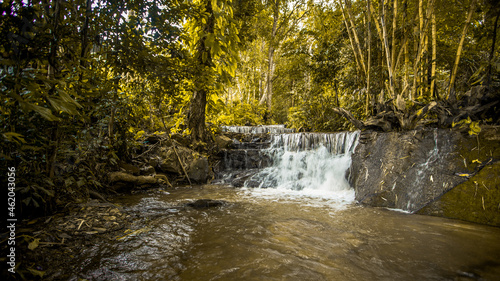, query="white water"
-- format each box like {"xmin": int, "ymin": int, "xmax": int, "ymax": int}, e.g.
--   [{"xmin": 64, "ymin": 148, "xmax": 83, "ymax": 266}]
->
[
  {"xmin": 243, "ymin": 131, "xmax": 360, "ymax": 204},
  {"xmin": 222, "ymin": 125, "xmax": 295, "ymax": 134}
]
